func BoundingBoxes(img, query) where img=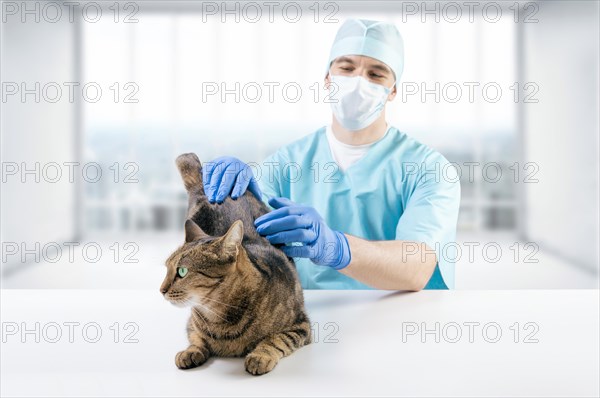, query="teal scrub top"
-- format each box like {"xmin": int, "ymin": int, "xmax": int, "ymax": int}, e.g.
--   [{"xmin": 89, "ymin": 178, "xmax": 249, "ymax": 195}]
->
[{"xmin": 257, "ymin": 126, "xmax": 461, "ymax": 289}]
